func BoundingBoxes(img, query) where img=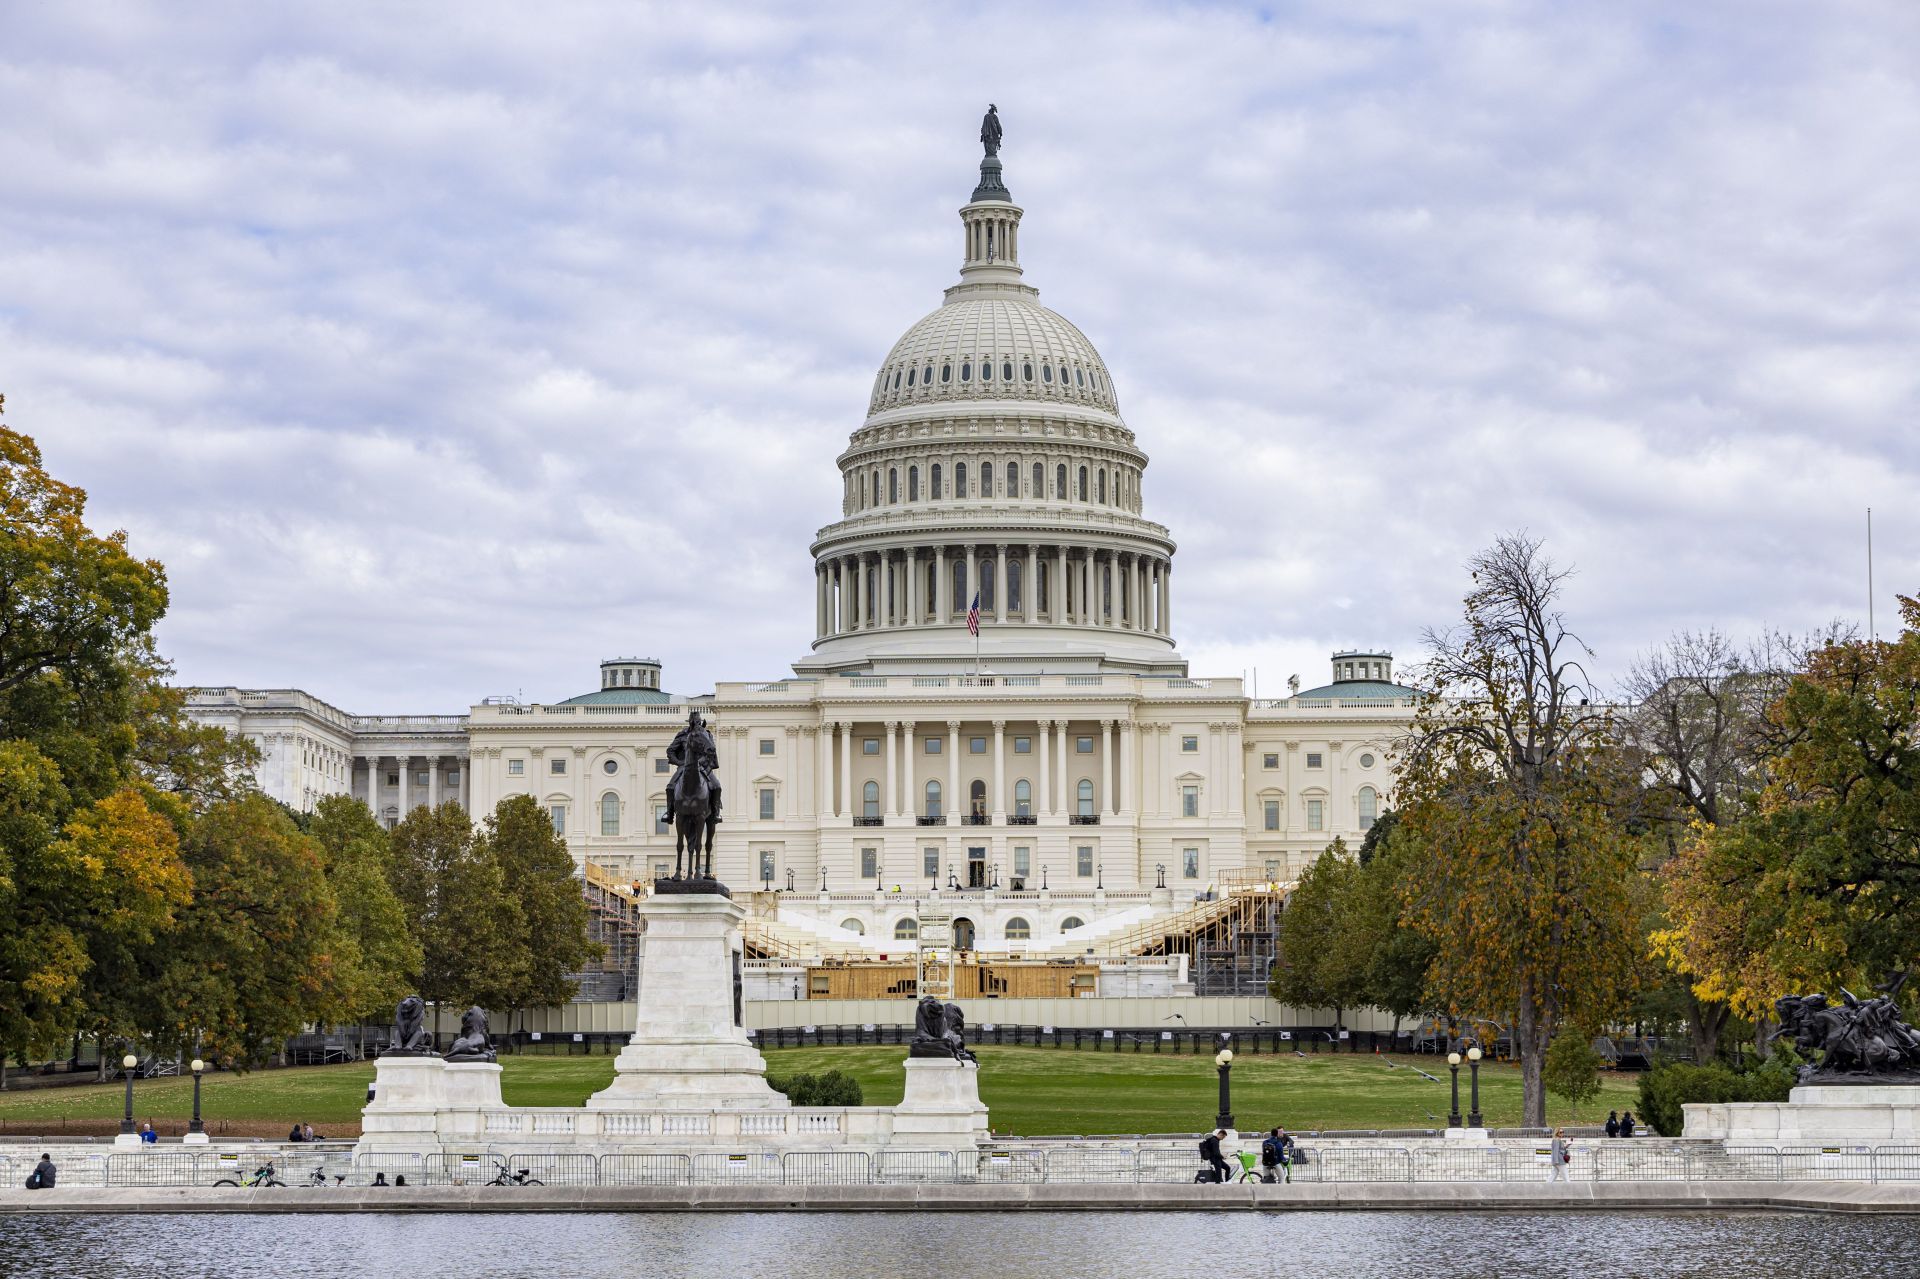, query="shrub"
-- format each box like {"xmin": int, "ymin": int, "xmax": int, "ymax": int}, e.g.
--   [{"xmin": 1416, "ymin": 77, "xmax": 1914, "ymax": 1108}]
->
[
  {"xmin": 1543, "ymin": 1033, "xmax": 1604, "ymax": 1117},
  {"xmin": 1637, "ymin": 1060, "xmax": 1795, "ymax": 1136},
  {"xmin": 765, "ymin": 1070, "xmax": 863, "ymax": 1107}
]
